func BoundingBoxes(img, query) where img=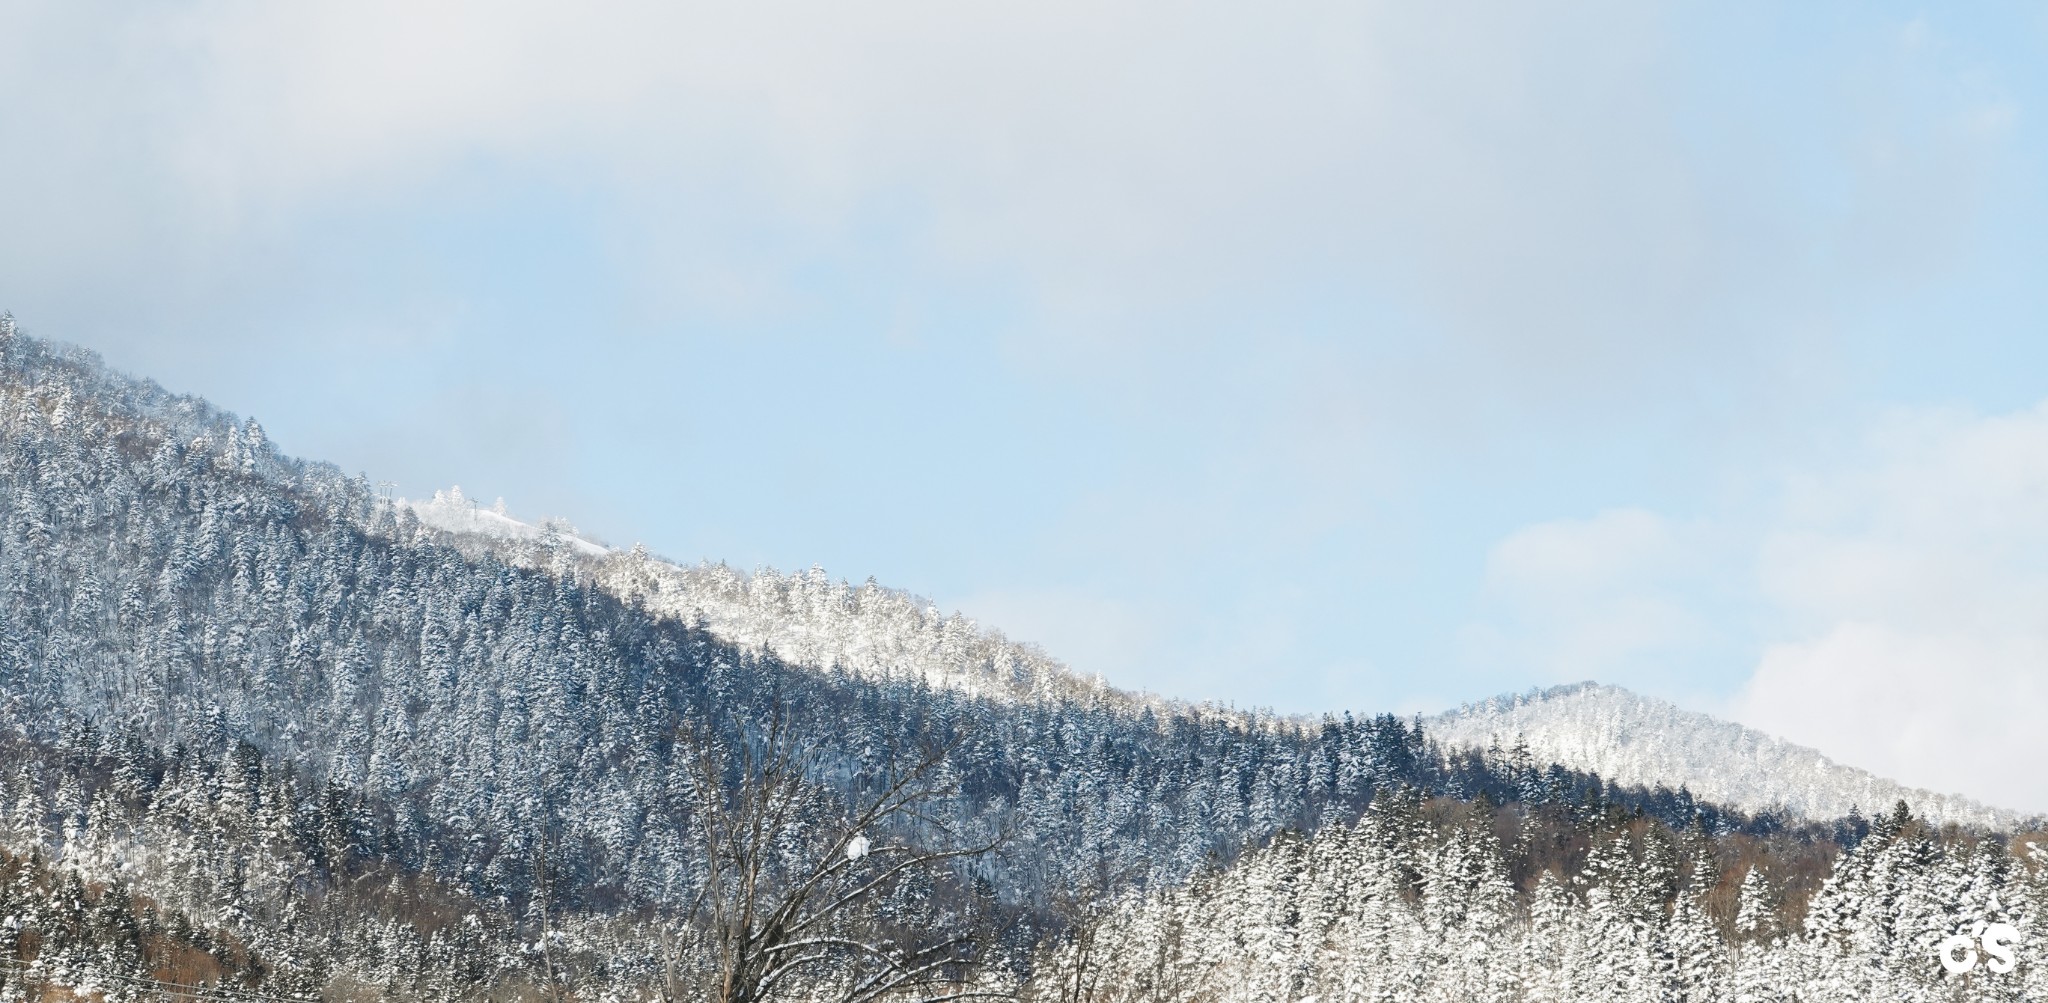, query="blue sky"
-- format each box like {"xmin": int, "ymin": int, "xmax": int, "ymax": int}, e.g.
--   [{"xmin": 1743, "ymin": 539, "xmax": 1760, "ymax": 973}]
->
[{"xmin": 4, "ymin": 2, "xmax": 2048, "ymax": 808}]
